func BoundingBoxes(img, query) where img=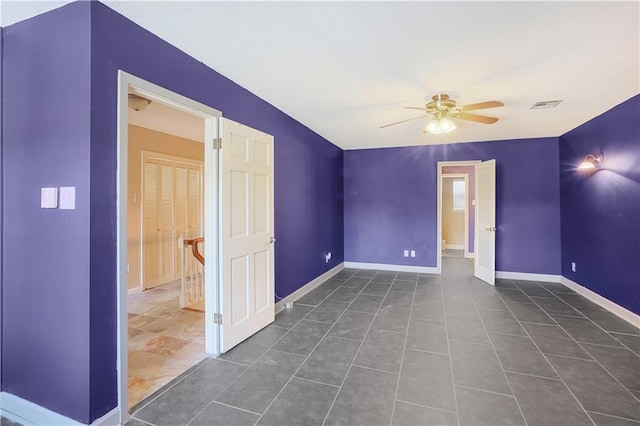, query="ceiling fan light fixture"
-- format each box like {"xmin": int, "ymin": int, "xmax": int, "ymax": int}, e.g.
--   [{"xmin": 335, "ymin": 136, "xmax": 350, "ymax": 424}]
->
[{"xmin": 424, "ymin": 116, "xmax": 457, "ymax": 134}]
